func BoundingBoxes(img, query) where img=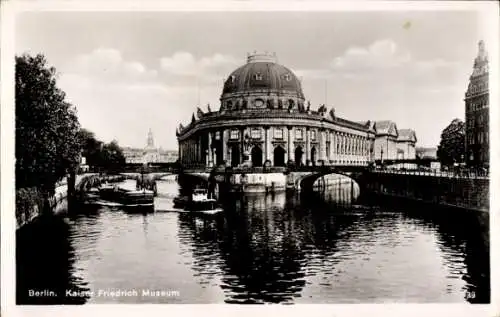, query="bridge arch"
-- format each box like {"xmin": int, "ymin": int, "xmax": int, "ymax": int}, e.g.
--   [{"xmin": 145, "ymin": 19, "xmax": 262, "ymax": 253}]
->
[{"xmin": 296, "ymin": 169, "xmax": 364, "ymax": 199}]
